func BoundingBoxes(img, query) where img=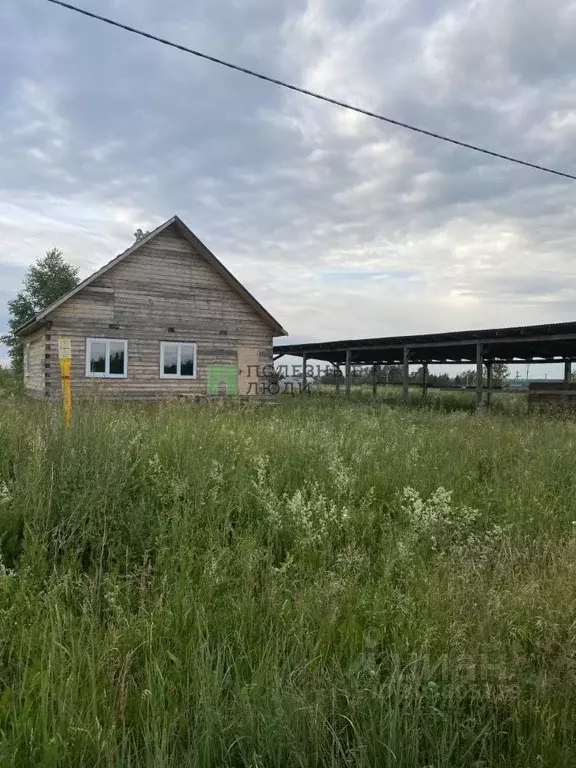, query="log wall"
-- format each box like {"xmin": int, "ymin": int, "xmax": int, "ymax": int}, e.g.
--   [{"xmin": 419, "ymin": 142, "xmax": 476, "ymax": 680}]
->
[
  {"xmin": 23, "ymin": 327, "xmax": 46, "ymax": 397},
  {"xmin": 45, "ymin": 225, "xmax": 274, "ymax": 400}
]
